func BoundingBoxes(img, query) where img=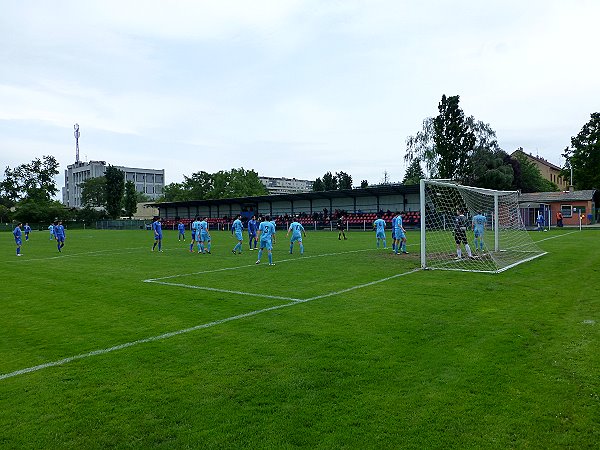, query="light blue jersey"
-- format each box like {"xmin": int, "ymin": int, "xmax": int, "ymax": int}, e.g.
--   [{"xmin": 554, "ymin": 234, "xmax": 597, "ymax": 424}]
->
[
  {"xmin": 232, "ymin": 218, "xmax": 244, "ymax": 240},
  {"xmin": 373, "ymin": 218, "xmax": 386, "ymax": 238},
  {"xmin": 198, "ymin": 220, "xmax": 210, "ymax": 240},
  {"xmin": 288, "ymin": 221, "xmax": 304, "ymax": 242},
  {"xmin": 472, "ymin": 214, "xmax": 486, "ymax": 237},
  {"xmin": 394, "ymin": 215, "xmax": 405, "ymax": 239},
  {"xmin": 258, "ymin": 221, "xmax": 275, "ymax": 250}
]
